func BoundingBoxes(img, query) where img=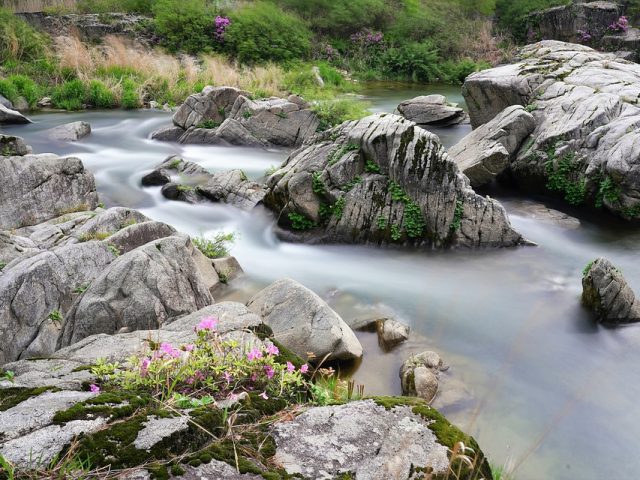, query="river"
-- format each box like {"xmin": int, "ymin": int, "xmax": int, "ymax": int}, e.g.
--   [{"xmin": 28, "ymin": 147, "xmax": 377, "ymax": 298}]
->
[{"xmin": 4, "ymin": 84, "xmax": 640, "ymax": 480}]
